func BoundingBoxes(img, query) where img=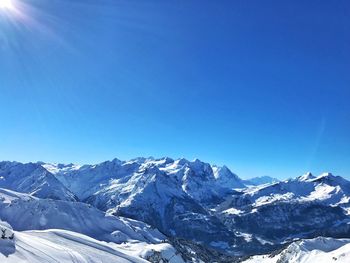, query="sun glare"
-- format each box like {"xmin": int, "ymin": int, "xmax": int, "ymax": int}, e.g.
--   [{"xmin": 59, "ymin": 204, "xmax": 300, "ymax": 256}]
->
[{"xmin": 0, "ymin": 0, "xmax": 14, "ymax": 10}]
